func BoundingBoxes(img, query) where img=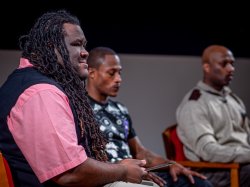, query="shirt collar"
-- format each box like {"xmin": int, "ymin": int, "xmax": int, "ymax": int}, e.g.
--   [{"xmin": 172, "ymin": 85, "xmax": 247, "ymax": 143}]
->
[
  {"xmin": 197, "ymin": 80, "xmax": 231, "ymax": 97},
  {"xmin": 18, "ymin": 58, "xmax": 34, "ymax": 69}
]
